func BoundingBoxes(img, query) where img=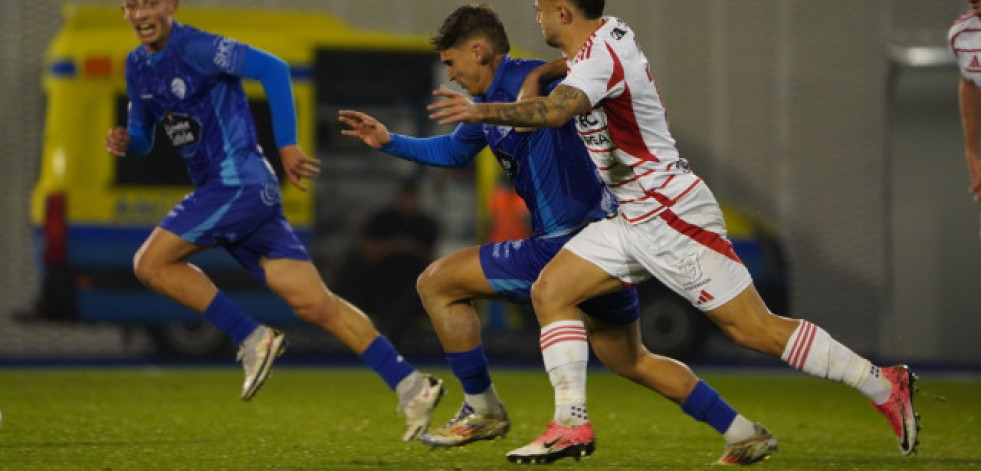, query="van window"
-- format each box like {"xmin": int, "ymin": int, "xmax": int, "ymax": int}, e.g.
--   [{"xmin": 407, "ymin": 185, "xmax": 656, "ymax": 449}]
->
[{"xmin": 113, "ymin": 95, "xmax": 285, "ymax": 186}]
